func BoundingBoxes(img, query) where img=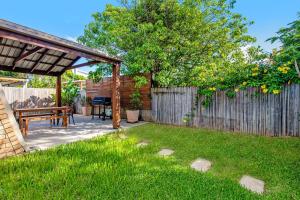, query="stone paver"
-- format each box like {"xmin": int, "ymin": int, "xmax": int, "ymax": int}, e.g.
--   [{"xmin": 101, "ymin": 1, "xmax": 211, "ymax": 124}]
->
[
  {"xmin": 190, "ymin": 158, "xmax": 212, "ymax": 172},
  {"xmin": 158, "ymin": 148, "xmax": 174, "ymax": 156},
  {"xmin": 239, "ymin": 175, "xmax": 264, "ymax": 194},
  {"xmin": 136, "ymin": 141, "xmax": 149, "ymax": 147}
]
